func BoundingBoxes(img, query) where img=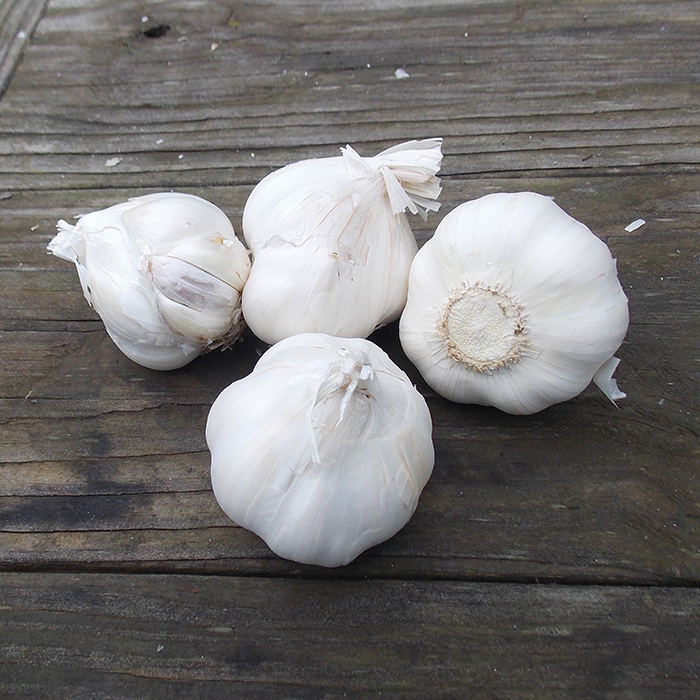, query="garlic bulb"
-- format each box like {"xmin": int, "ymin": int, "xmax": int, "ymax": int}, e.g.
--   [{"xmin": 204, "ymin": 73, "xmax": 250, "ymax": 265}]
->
[
  {"xmin": 206, "ymin": 333, "xmax": 434, "ymax": 567},
  {"xmin": 48, "ymin": 192, "xmax": 251, "ymax": 370},
  {"xmin": 399, "ymin": 192, "xmax": 629, "ymax": 415},
  {"xmin": 240, "ymin": 139, "xmax": 443, "ymax": 344}
]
